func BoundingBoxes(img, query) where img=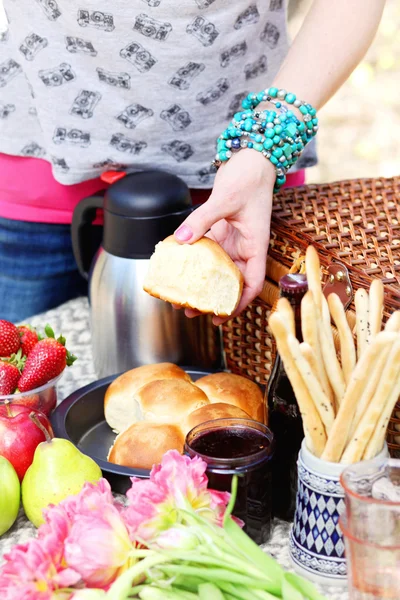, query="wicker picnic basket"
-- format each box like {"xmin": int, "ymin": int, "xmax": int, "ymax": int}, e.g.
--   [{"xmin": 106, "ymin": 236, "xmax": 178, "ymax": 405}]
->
[{"xmin": 221, "ymin": 175, "xmax": 400, "ymax": 457}]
